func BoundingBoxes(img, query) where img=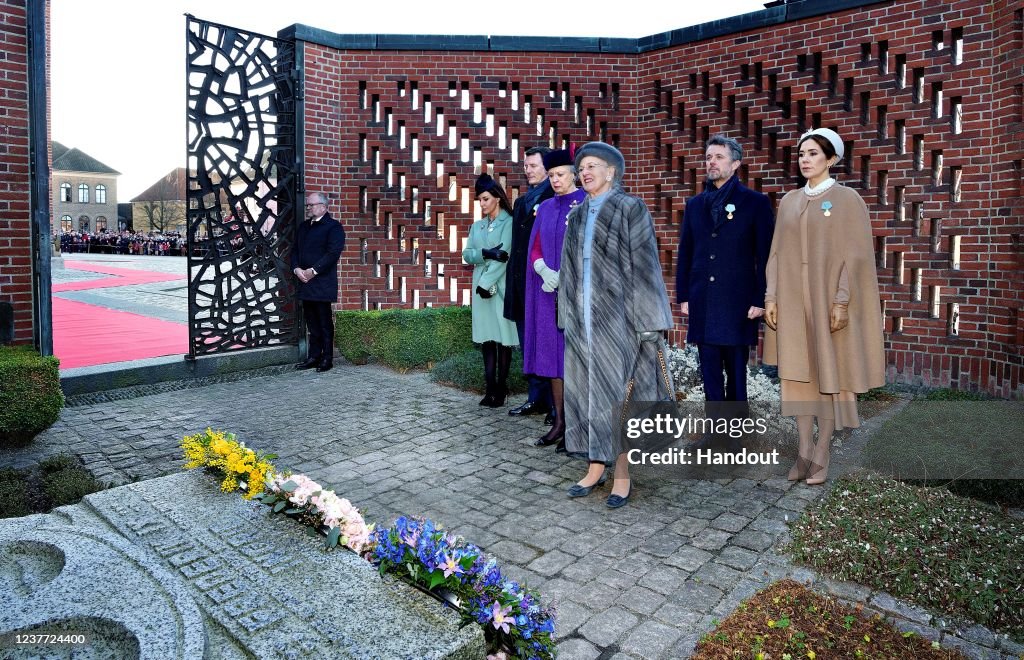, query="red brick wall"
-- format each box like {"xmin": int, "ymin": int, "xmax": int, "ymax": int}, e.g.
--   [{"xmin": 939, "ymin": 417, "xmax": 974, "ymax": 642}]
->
[
  {"xmin": 300, "ymin": 0, "xmax": 1024, "ymax": 396},
  {"xmin": 0, "ymin": 0, "xmax": 34, "ymax": 344}
]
